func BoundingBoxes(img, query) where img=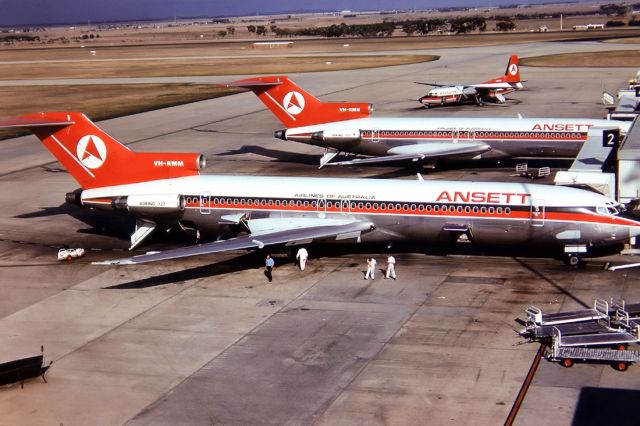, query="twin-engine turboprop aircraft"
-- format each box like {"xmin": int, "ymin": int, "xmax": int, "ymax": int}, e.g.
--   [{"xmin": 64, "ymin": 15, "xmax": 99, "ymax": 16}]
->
[
  {"xmin": 223, "ymin": 76, "xmax": 630, "ymax": 167},
  {"xmin": 415, "ymin": 55, "xmax": 524, "ymax": 108},
  {"xmin": 2, "ymin": 112, "xmax": 639, "ymax": 267}
]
